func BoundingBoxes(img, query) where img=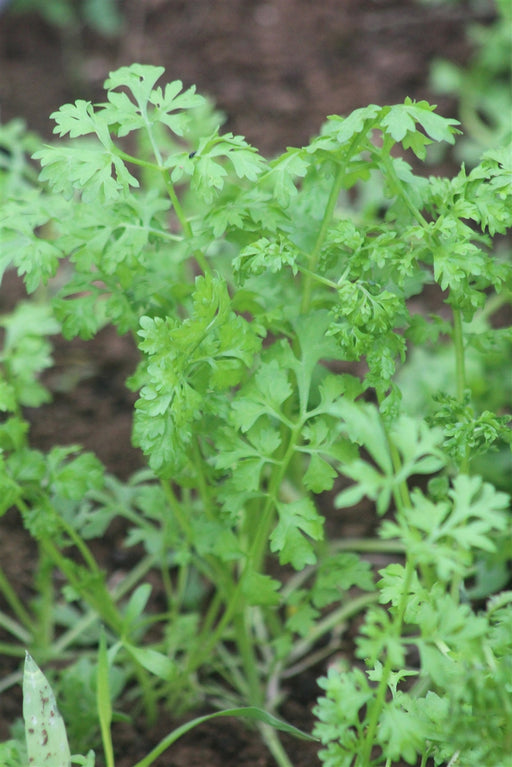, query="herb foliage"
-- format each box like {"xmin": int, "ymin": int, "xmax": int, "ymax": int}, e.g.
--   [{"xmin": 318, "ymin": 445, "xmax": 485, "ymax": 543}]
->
[{"xmin": 0, "ymin": 63, "xmax": 511, "ymax": 766}]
